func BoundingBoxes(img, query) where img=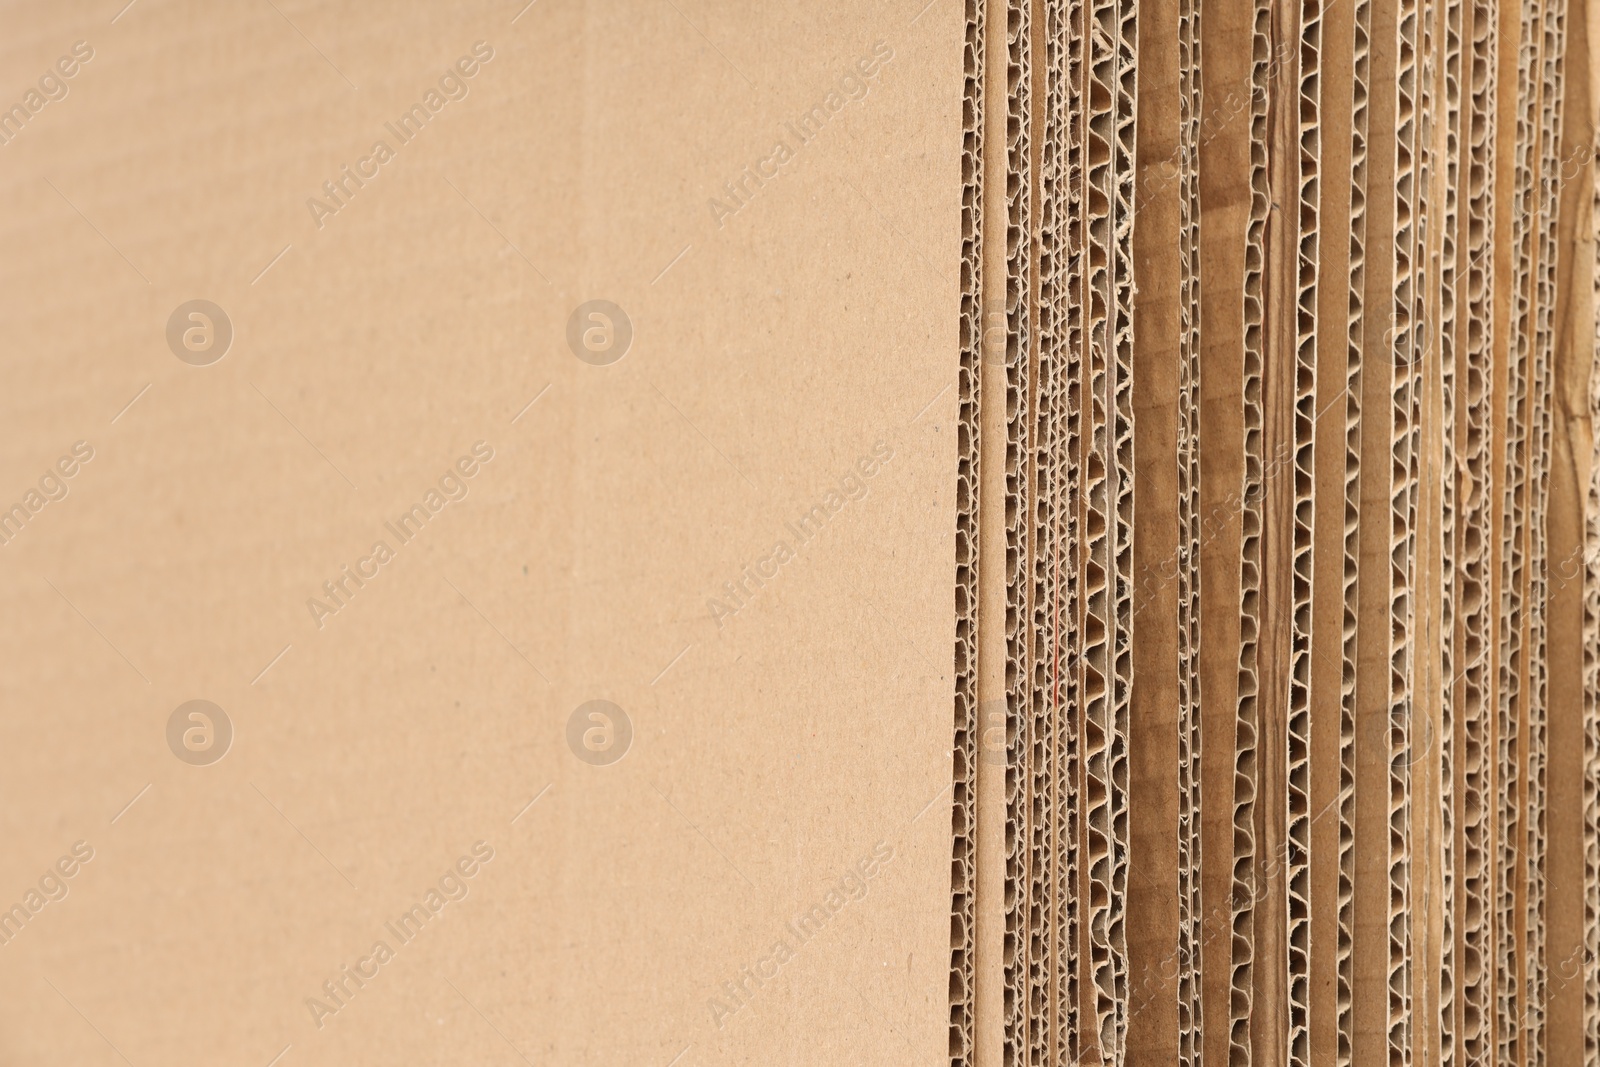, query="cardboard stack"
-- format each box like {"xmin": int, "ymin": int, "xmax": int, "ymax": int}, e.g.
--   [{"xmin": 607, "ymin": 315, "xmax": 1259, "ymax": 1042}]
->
[{"xmin": 953, "ymin": 0, "xmax": 1600, "ymax": 1064}]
